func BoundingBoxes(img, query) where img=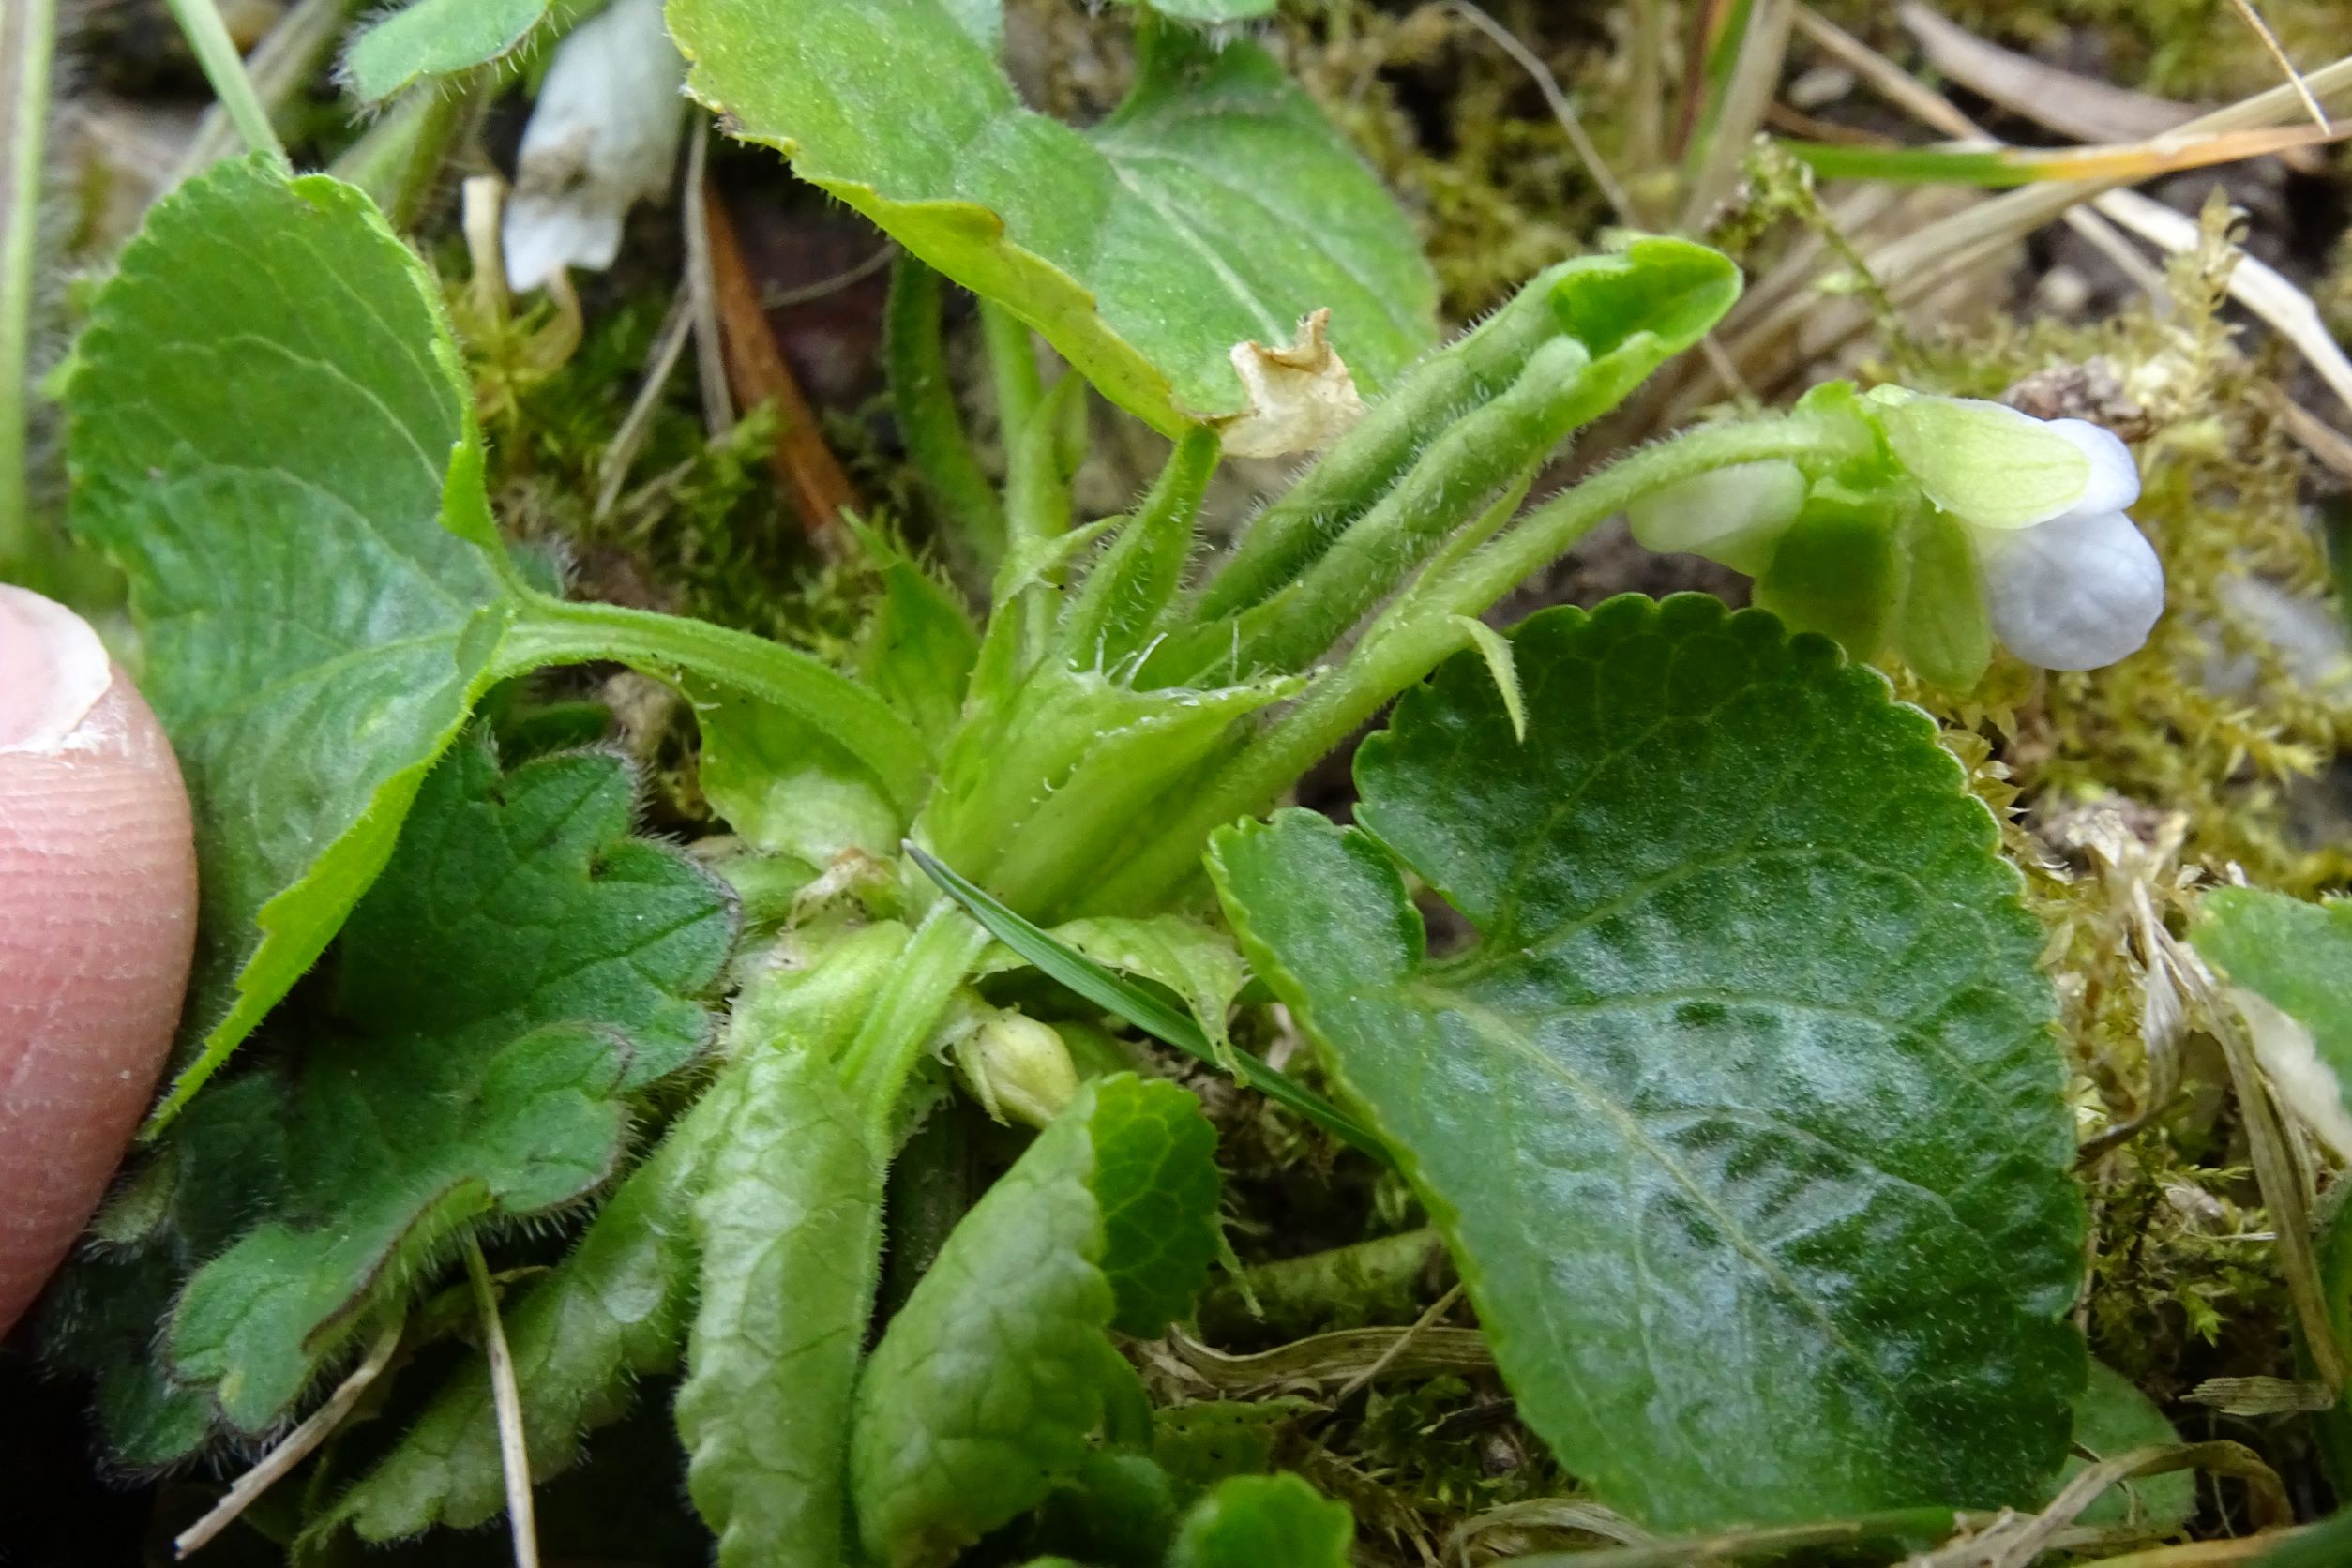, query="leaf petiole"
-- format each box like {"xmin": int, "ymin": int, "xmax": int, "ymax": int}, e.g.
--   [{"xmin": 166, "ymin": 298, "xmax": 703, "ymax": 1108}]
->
[
  {"xmin": 1085, "ymin": 406, "xmax": 1878, "ymax": 913},
  {"xmin": 0, "ymin": 0, "xmax": 51, "ymax": 568},
  {"xmin": 837, "ymin": 900, "xmax": 993, "ymax": 1132},
  {"xmin": 497, "ymin": 593, "xmax": 934, "ymax": 814}
]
